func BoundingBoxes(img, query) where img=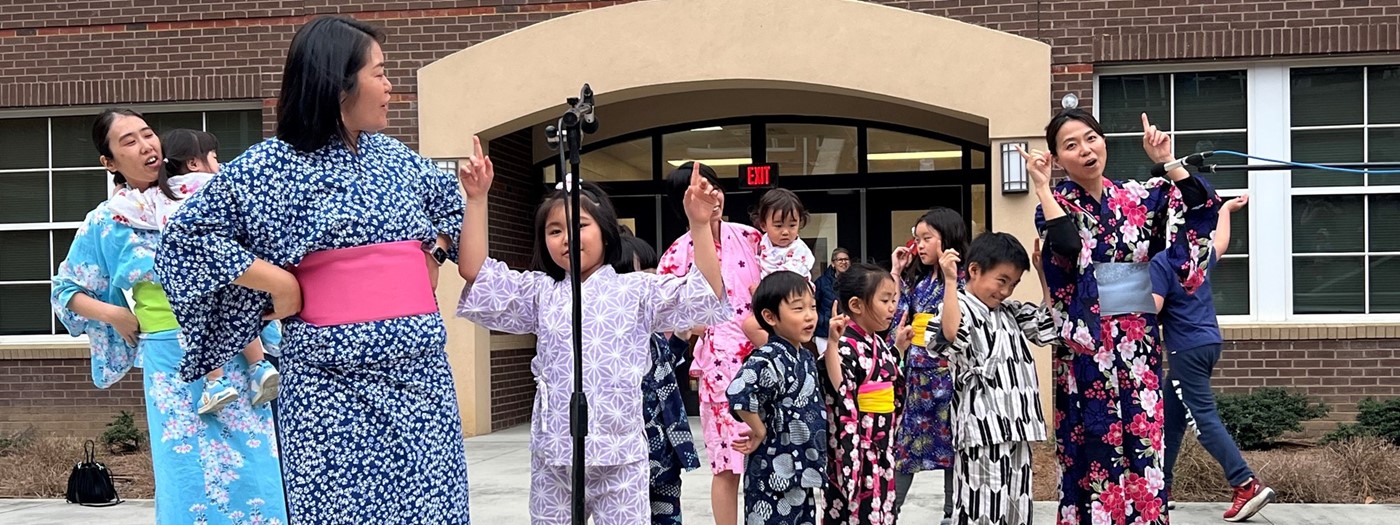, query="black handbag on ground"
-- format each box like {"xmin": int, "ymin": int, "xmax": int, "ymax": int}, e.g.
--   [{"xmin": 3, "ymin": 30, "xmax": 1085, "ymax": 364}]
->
[{"xmin": 65, "ymin": 440, "xmax": 122, "ymax": 507}]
